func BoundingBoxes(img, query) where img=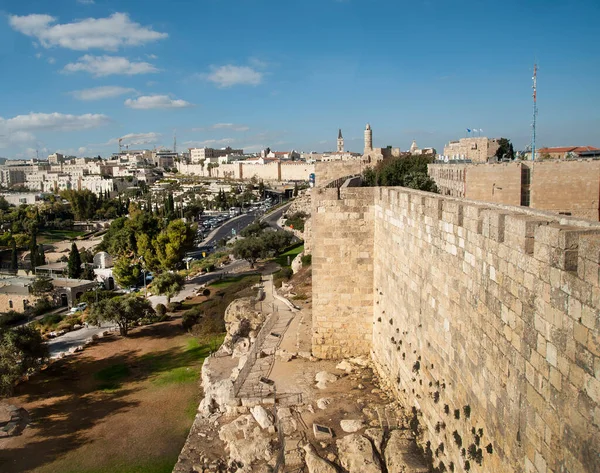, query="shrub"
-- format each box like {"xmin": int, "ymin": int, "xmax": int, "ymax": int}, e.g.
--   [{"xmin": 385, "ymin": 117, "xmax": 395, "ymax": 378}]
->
[
  {"xmin": 167, "ymin": 301, "xmax": 183, "ymax": 312},
  {"xmin": 155, "ymin": 303, "xmax": 167, "ymax": 317},
  {"xmin": 182, "ymin": 307, "xmax": 203, "ymax": 331},
  {"xmin": 0, "ymin": 311, "xmax": 27, "ymax": 328},
  {"xmin": 280, "ymin": 267, "xmax": 293, "ymax": 280},
  {"xmin": 301, "ymin": 254, "xmax": 312, "ymax": 267},
  {"xmin": 31, "ymin": 298, "xmax": 55, "ymax": 316},
  {"xmin": 202, "ymin": 288, "xmax": 211, "ymax": 297}
]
